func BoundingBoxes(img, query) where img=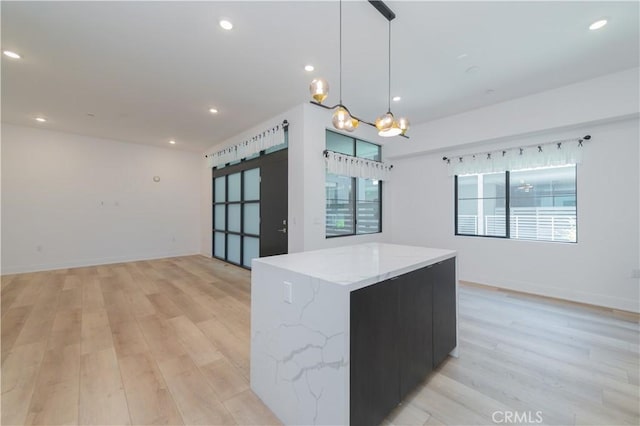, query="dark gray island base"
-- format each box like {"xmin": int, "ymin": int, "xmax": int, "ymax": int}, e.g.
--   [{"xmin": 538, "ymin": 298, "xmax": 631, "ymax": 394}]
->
[{"xmin": 351, "ymin": 257, "xmax": 456, "ymax": 426}]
